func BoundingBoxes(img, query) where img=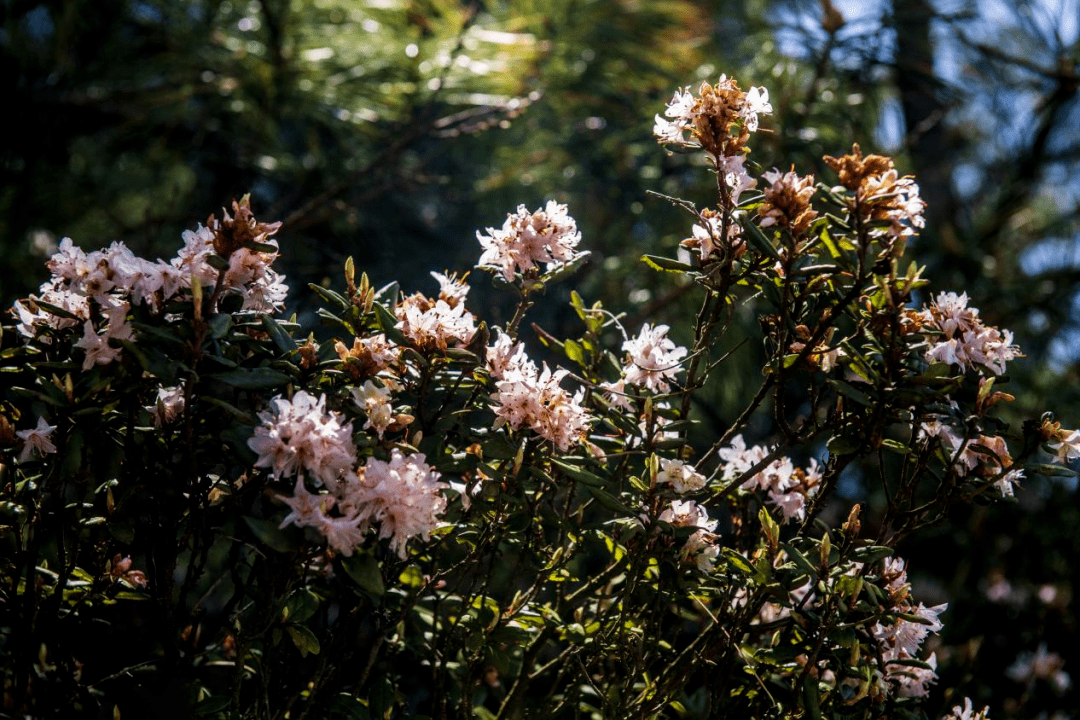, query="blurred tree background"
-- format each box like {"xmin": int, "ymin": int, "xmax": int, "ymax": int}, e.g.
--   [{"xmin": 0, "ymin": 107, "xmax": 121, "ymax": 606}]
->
[{"xmin": 2, "ymin": 0, "xmax": 1078, "ymax": 716}]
